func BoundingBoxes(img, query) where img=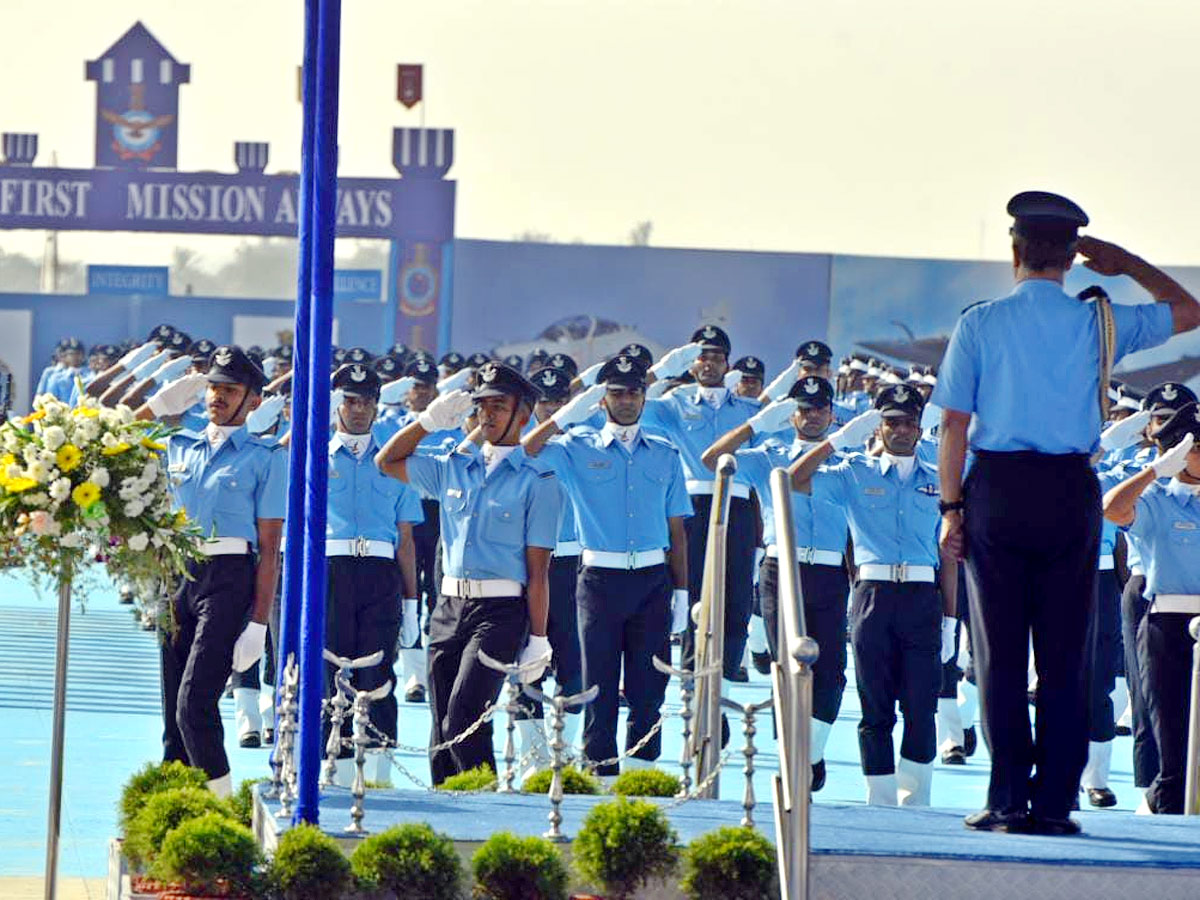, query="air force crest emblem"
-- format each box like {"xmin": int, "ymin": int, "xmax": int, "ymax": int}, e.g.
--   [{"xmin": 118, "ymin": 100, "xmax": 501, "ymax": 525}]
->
[
  {"xmin": 1163, "ymin": 384, "xmax": 1179, "ymax": 402},
  {"xmin": 350, "ymin": 365, "xmax": 367, "ymax": 382},
  {"xmin": 213, "ymin": 348, "xmax": 234, "ymax": 367},
  {"xmin": 894, "ymin": 386, "xmax": 910, "ymax": 403},
  {"xmin": 616, "ymin": 358, "xmax": 633, "ymax": 374},
  {"xmin": 481, "ymin": 364, "xmax": 498, "ymax": 383},
  {"xmin": 702, "ymin": 326, "xmax": 717, "ymax": 339},
  {"xmin": 540, "ymin": 371, "xmax": 557, "ymax": 386}
]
